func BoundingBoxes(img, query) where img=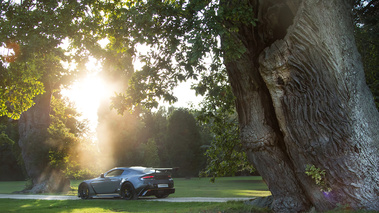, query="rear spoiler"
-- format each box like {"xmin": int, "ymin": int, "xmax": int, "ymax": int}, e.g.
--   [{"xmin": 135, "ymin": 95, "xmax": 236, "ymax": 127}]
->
[
  {"xmin": 144, "ymin": 167, "xmax": 179, "ymax": 173},
  {"xmin": 155, "ymin": 167, "xmax": 179, "ymax": 173}
]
